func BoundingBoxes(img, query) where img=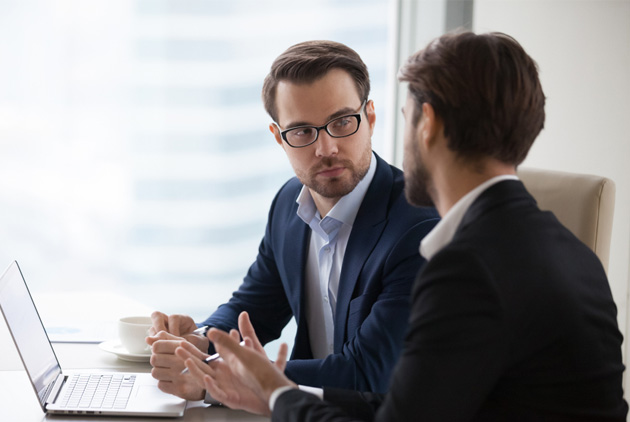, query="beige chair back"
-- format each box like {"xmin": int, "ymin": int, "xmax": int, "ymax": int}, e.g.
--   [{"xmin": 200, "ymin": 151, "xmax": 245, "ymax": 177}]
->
[{"xmin": 517, "ymin": 168, "xmax": 616, "ymax": 274}]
